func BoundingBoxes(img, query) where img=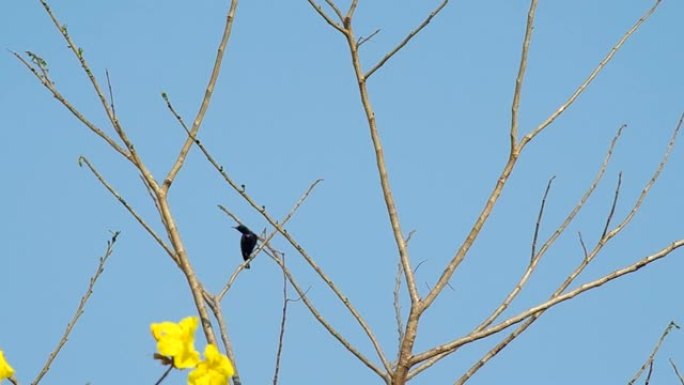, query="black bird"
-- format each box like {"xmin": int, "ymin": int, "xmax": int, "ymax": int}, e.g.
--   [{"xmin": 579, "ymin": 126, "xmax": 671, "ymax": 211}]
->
[{"xmin": 234, "ymin": 224, "xmax": 258, "ymax": 269}]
